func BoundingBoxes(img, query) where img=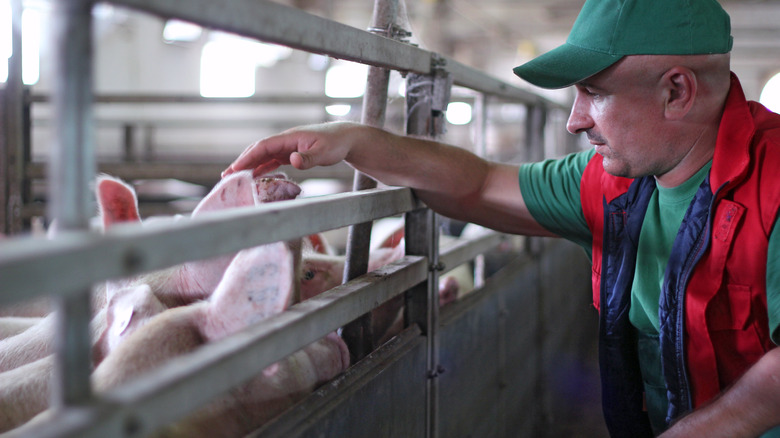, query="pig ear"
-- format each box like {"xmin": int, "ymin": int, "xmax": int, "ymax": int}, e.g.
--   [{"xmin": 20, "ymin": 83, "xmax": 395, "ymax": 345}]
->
[
  {"xmin": 203, "ymin": 242, "xmax": 297, "ymax": 341},
  {"xmin": 191, "ymin": 171, "xmax": 256, "ymax": 217},
  {"xmin": 96, "ymin": 175, "xmax": 141, "ymax": 230},
  {"xmin": 379, "ymin": 226, "xmax": 405, "ymax": 249},
  {"xmin": 367, "ymin": 242, "xmax": 405, "ymax": 272},
  {"xmin": 306, "ymin": 233, "xmax": 334, "ymax": 255}
]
